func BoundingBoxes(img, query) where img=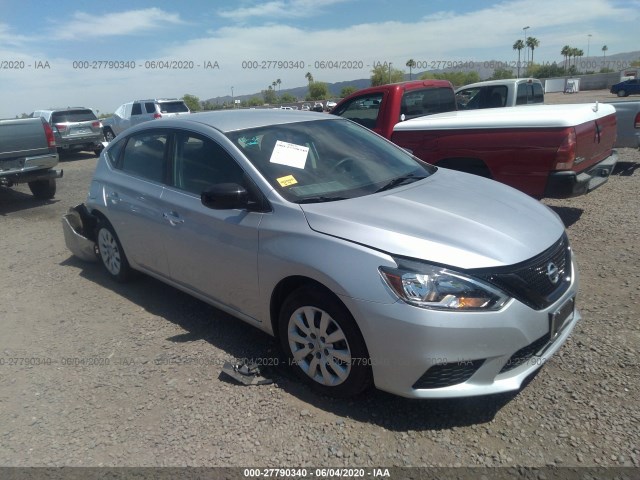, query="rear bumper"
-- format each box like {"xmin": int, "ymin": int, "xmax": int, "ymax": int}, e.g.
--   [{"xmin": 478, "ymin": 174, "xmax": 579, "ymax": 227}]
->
[
  {"xmin": 61, "ymin": 205, "xmax": 98, "ymax": 262},
  {"xmin": 544, "ymin": 151, "xmax": 618, "ymax": 198}
]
